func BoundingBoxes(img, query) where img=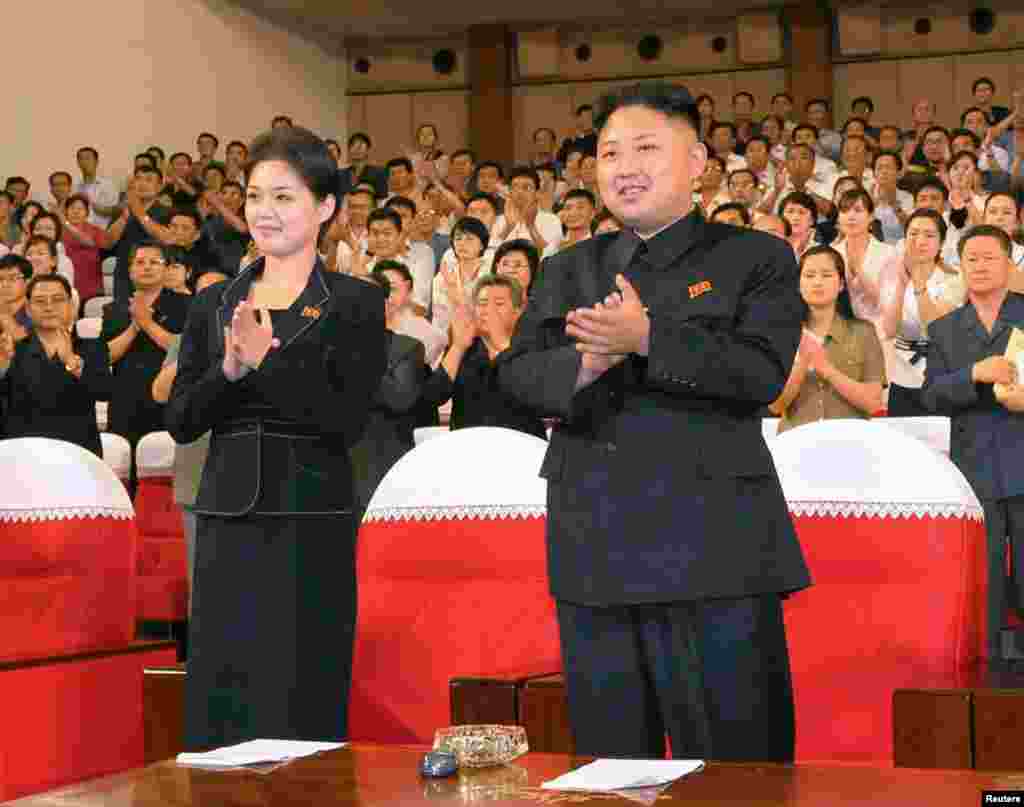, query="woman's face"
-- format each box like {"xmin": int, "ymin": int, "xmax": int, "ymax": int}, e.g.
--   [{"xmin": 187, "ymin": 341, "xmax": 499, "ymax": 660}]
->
[
  {"xmin": 25, "ymin": 244, "xmax": 56, "ymax": 277},
  {"xmin": 165, "ymin": 261, "xmax": 189, "ymax": 290},
  {"xmin": 800, "ymin": 252, "xmax": 843, "ymax": 308},
  {"xmin": 32, "ymin": 218, "xmax": 57, "ymax": 240},
  {"xmin": 21, "ymin": 205, "xmax": 41, "ymax": 233},
  {"xmin": 985, "ymin": 196, "xmax": 1020, "ymax": 236},
  {"xmin": 905, "ymin": 217, "xmax": 942, "ymax": 262},
  {"xmin": 452, "ymin": 230, "xmax": 484, "ymax": 262},
  {"xmin": 496, "ymin": 250, "xmax": 532, "ymax": 294},
  {"xmin": 948, "ymin": 157, "xmax": 976, "ymax": 190},
  {"xmin": 417, "ymin": 125, "xmax": 437, "ymax": 149},
  {"xmin": 245, "ymin": 159, "xmax": 334, "ymax": 259},
  {"xmin": 700, "ymin": 161, "xmax": 724, "ymax": 191},
  {"xmin": 783, "ymin": 203, "xmax": 813, "ymax": 238},
  {"xmin": 697, "ymin": 98, "xmax": 714, "ymax": 119},
  {"xmin": 66, "ymin": 200, "xmax": 89, "ymax": 226},
  {"xmin": 580, "ymin": 156, "xmax": 598, "ymax": 185},
  {"xmin": 838, "ymin": 199, "xmax": 871, "ymax": 236},
  {"xmin": 833, "ymin": 180, "xmax": 859, "ymax": 206}
]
